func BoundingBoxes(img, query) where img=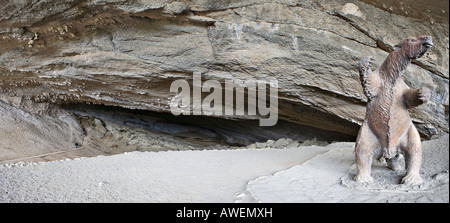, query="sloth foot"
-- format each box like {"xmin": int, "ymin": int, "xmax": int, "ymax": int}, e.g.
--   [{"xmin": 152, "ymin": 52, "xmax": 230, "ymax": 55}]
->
[
  {"xmin": 354, "ymin": 173, "xmax": 373, "ymax": 184},
  {"xmin": 401, "ymin": 172, "xmax": 423, "ymax": 185}
]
